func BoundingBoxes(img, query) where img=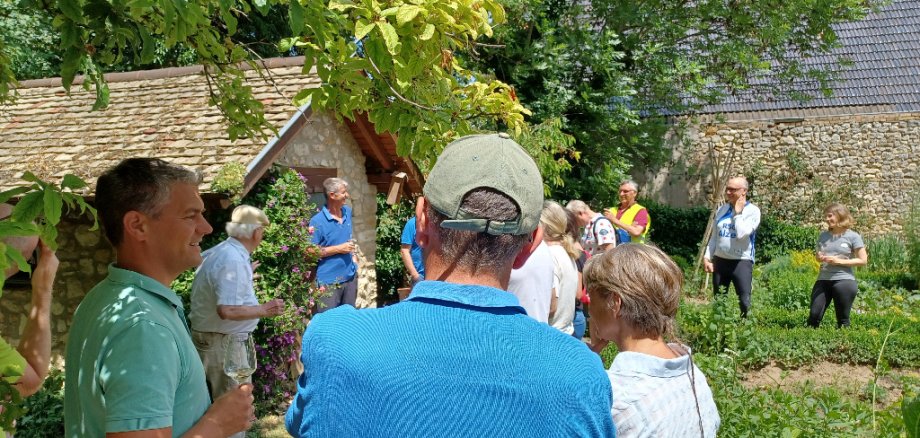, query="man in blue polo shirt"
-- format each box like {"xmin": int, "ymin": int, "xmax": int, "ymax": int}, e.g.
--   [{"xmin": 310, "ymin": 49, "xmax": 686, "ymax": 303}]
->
[
  {"xmin": 287, "ymin": 134, "xmax": 615, "ymax": 437},
  {"xmin": 399, "ymin": 216, "xmax": 424, "ymax": 285},
  {"xmin": 309, "ymin": 177, "xmax": 358, "ymax": 313}
]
